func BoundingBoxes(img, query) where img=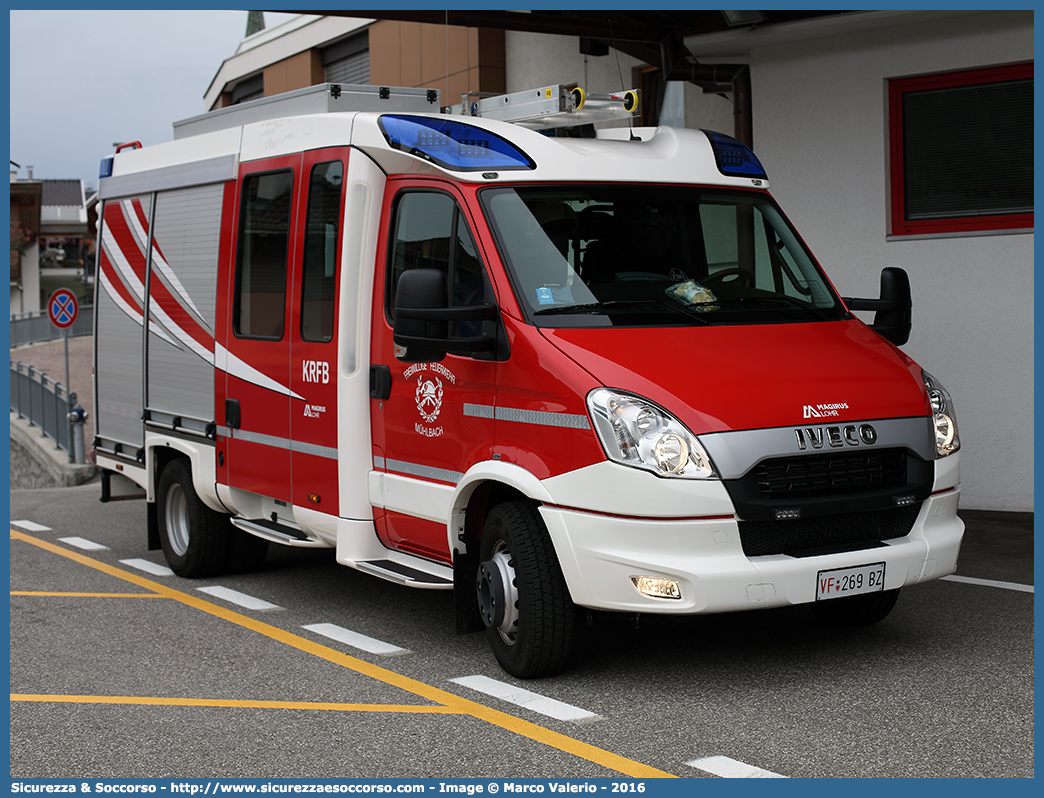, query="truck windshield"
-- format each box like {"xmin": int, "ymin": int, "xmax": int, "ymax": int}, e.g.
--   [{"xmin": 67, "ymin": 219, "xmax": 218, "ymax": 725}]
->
[{"xmin": 481, "ymin": 185, "xmax": 848, "ymax": 328}]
